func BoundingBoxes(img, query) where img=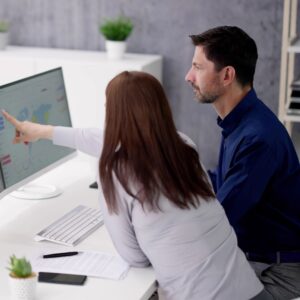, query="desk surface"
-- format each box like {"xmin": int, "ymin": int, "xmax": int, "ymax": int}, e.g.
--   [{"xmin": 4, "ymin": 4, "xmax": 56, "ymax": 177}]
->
[{"xmin": 0, "ymin": 155, "xmax": 156, "ymax": 300}]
